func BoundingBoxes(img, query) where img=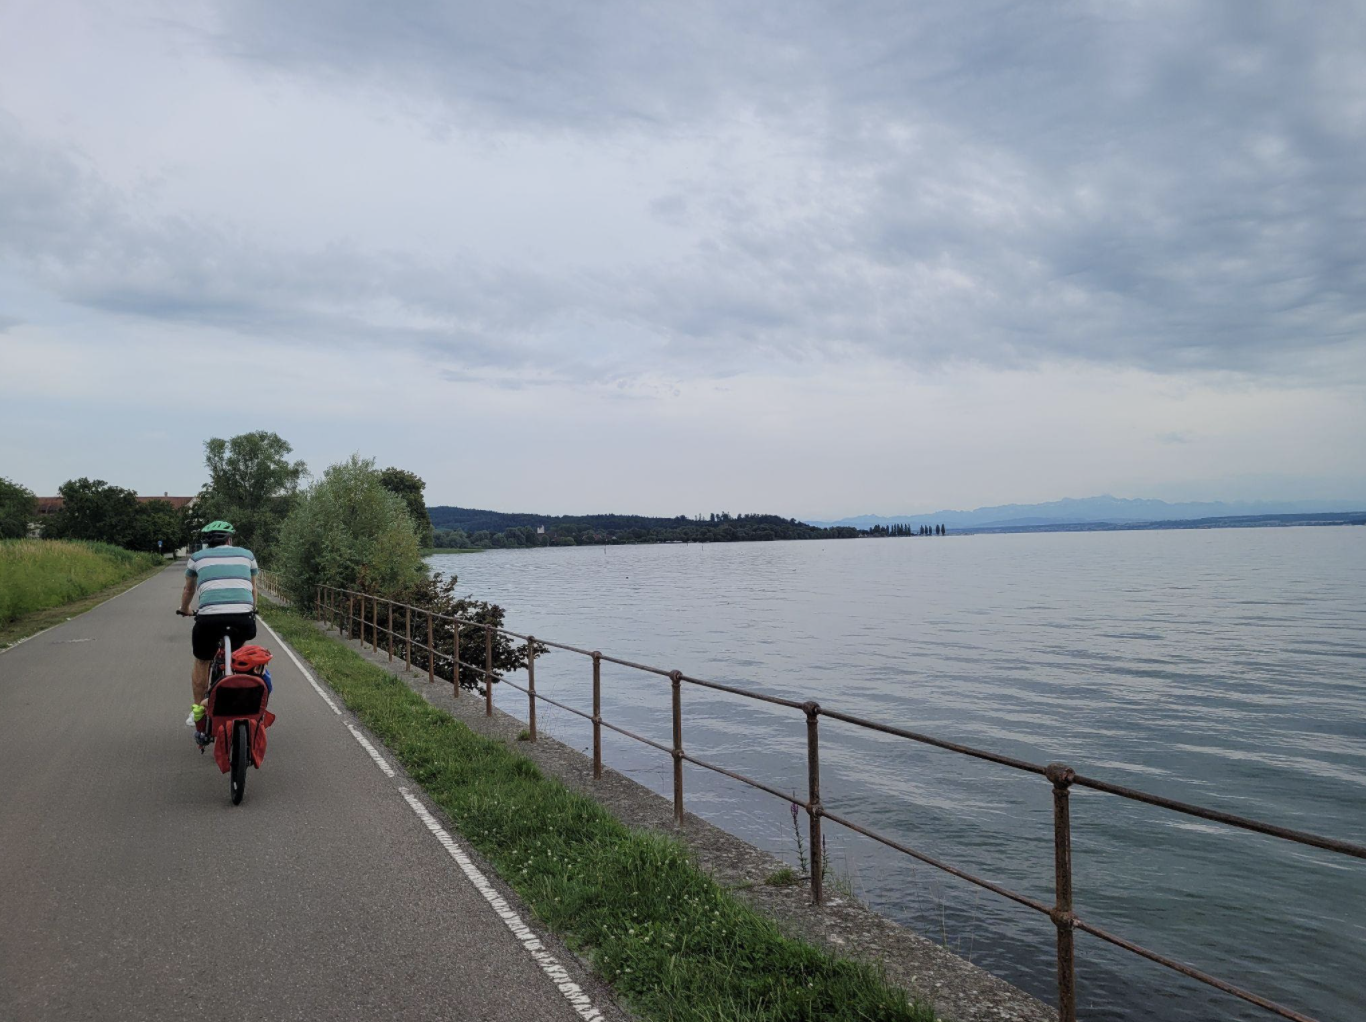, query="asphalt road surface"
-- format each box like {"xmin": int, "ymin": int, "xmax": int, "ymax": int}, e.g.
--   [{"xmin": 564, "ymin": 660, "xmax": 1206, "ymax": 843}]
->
[{"xmin": 0, "ymin": 566, "xmax": 622, "ymax": 1022}]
